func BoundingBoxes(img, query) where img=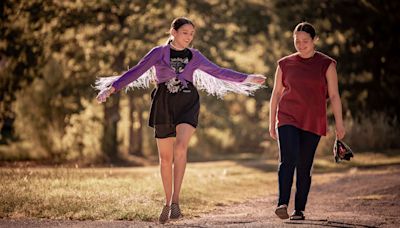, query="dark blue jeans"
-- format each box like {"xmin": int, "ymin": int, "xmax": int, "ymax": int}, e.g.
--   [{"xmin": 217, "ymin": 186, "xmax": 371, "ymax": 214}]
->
[{"xmin": 277, "ymin": 125, "xmax": 321, "ymax": 211}]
